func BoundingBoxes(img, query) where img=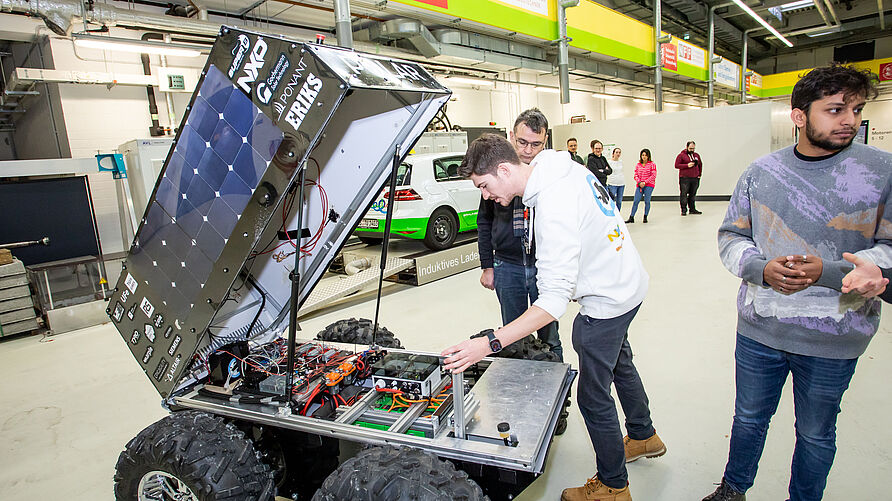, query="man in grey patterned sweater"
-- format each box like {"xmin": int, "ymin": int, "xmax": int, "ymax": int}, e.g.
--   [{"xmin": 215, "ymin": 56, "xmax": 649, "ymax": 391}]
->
[{"xmin": 705, "ymin": 64, "xmax": 892, "ymax": 501}]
